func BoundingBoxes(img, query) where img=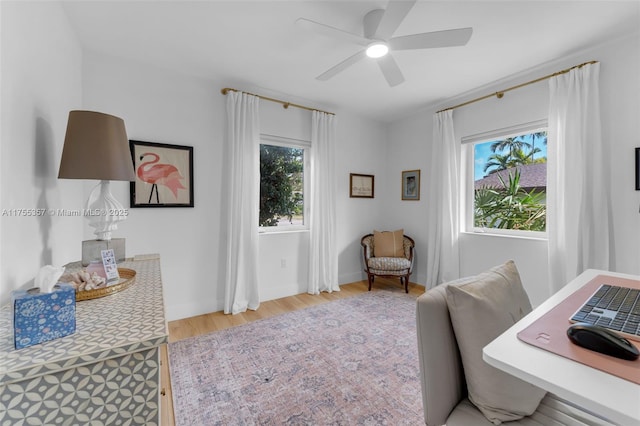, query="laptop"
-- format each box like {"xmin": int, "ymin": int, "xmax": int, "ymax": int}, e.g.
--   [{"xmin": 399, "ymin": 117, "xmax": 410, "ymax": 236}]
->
[{"xmin": 570, "ymin": 283, "xmax": 640, "ymax": 342}]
